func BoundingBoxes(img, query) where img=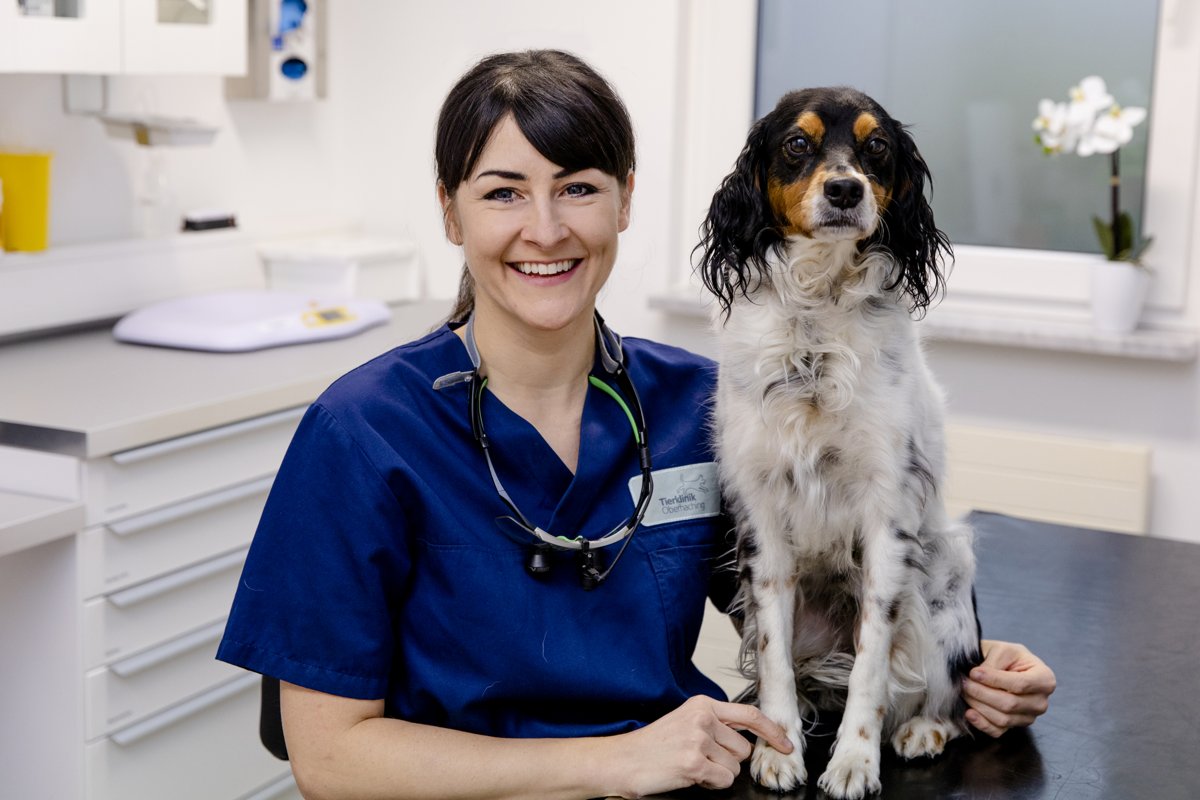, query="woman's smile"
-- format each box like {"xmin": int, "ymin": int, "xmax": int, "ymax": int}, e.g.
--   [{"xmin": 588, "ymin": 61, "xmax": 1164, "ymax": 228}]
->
[{"xmin": 509, "ymin": 258, "xmax": 581, "ymax": 277}]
